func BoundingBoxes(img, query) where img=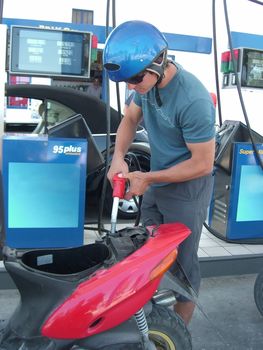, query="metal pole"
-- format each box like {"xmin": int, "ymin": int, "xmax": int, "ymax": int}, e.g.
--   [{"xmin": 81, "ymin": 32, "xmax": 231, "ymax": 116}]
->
[{"xmin": 0, "ymin": 0, "xmax": 4, "ymax": 24}]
